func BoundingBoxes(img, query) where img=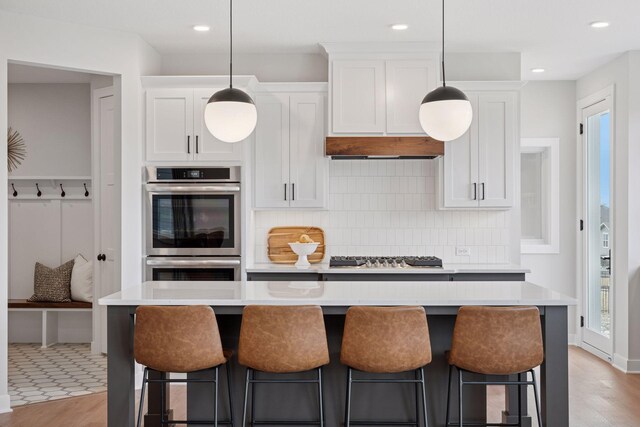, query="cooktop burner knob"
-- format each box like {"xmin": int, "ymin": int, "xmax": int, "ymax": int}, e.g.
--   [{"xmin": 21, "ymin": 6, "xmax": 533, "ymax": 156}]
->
[
  {"xmin": 365, "ymin": 260, "xmax": 373, "ymax": 268},
  {"xmin": 401, "ymin": 260, "xmax": 408, "ymax": 268},
  {"xmin": 383, "ymin": 259, "xmax": 390, "ymax": 268},
  {"xmin": 392, "ymin": 259, "xmax": 399, "ymax": 268},
  {"xmin": 374, "ymin": 259, "xmax": 381, "ymax": 268}
]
